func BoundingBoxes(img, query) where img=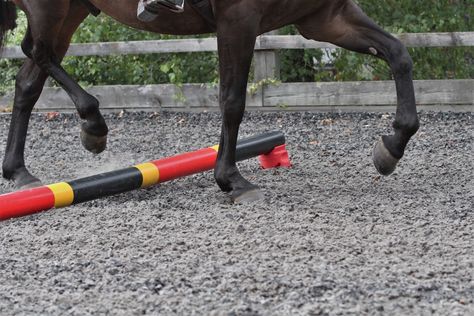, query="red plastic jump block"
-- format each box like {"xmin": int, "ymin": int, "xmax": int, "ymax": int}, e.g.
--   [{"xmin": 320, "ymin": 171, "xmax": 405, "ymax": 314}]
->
[{"xmin": 258, "ymin": 144, "xmax": 292, "ymax": 169}]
